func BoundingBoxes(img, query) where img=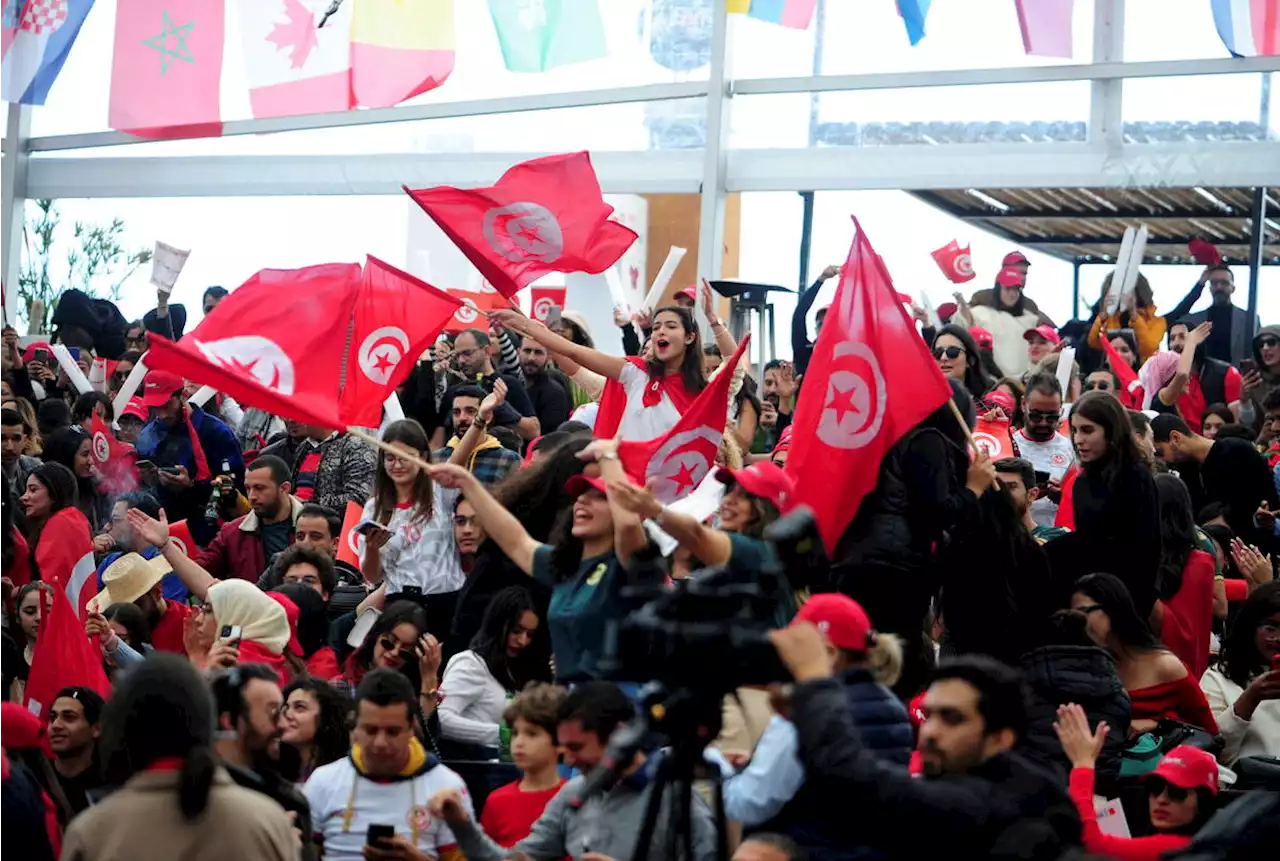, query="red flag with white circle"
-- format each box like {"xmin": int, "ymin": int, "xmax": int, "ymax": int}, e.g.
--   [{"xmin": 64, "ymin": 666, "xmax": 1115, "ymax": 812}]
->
[
  {"xmin": 930, "ymin": 239, "xmax": 976, "ymax": 284},
  {"xmin": 530, "ymin": 286, "xmax": 567, "ymax": 323},
  {"xmin": 336, "ymin": 501, "xmax": 364, "ymax": 567},
  {"xmin": 972, "ymin": 418, "xmax": 1016, "ymax": 461},
  {"xmin": 444, "ymin": 288, "xmax": 507, "ymax": 334}
]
